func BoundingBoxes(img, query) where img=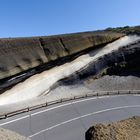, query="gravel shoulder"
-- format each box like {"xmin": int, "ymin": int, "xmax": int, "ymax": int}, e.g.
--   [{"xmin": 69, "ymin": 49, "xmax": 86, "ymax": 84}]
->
[
  {"xmin": 0, "ymin": 127, "xmax": 30, "ymax": 140},
  {"xmin": 85, "ymin": 75, "xmax": 140, "ymax": 91}
]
